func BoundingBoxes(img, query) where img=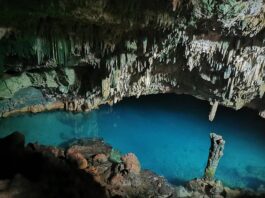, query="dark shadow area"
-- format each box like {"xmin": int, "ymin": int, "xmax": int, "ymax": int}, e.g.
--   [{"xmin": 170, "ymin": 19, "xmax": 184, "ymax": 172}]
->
[
  {"xmin": 244, "ymin": 177, "xmax": 265, "ymax": 190},
  {"xmin": 0, "ymin": 132, "xmax": 109, "ymax": 198},
  {"xmin": 168, "ymin": 178, "xmax": 187, "ymax": 186},
  {"xmin": 75, "ymin": 66, "xmax": 109, "ymax": 95},
  {"xmin": 114, "ymin": 93, "xmax": 265, "ymax": 135}
]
